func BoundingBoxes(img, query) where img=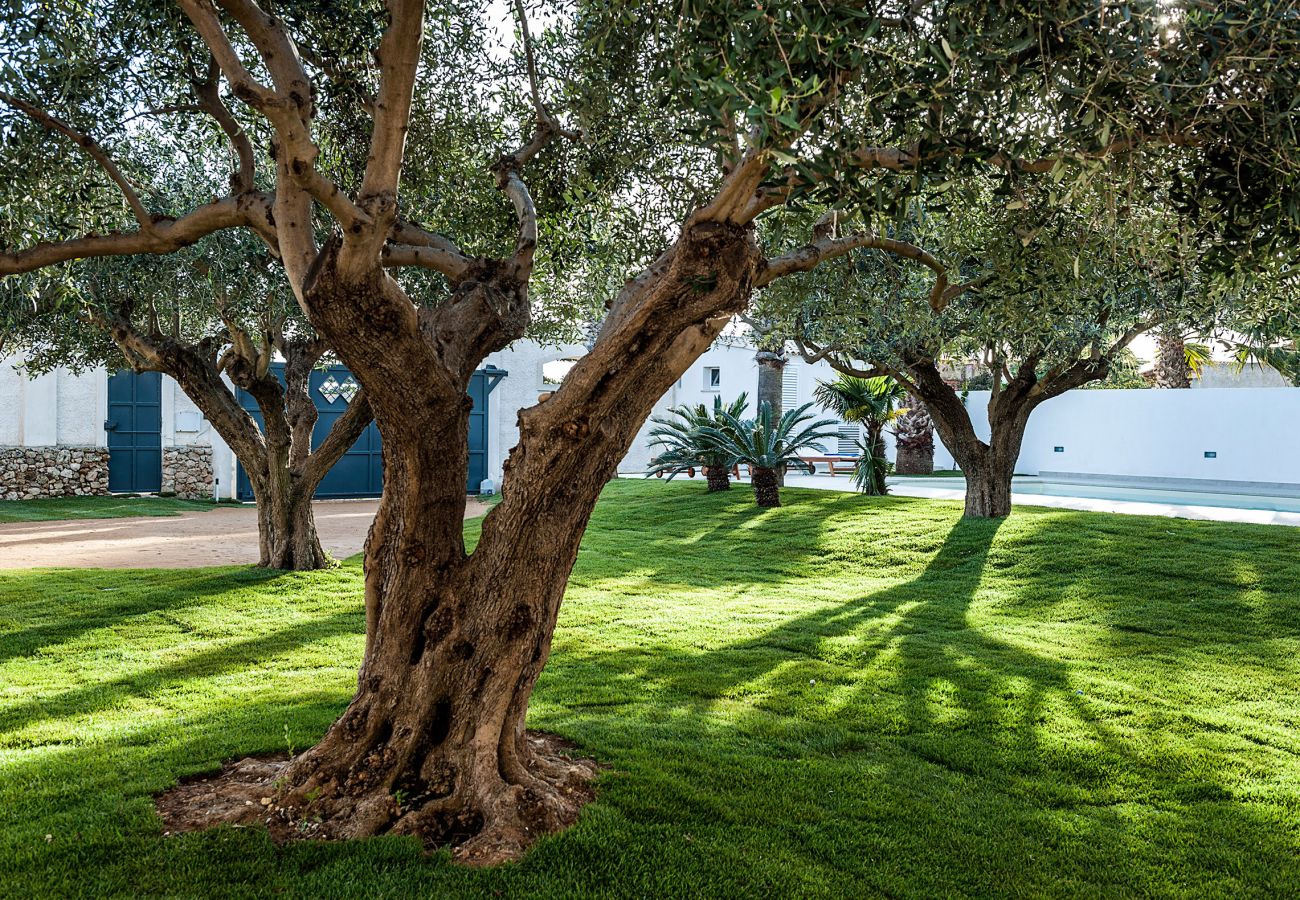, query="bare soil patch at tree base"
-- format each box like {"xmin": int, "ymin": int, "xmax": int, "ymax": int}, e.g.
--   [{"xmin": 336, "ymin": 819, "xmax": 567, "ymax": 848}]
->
[{"xmin": 154, "ymin": 731, "xmax": 600, "ymax": 866}]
